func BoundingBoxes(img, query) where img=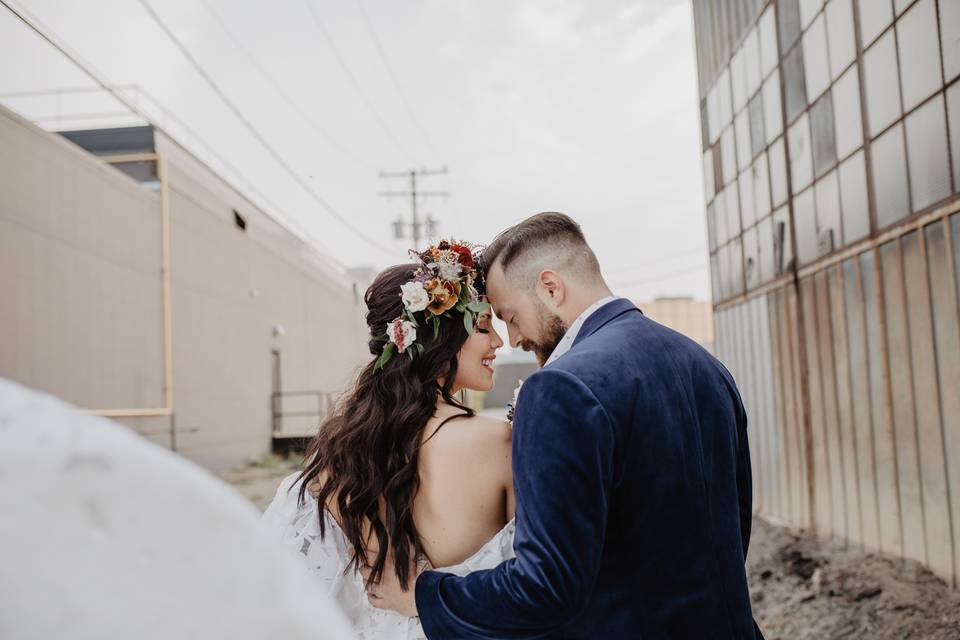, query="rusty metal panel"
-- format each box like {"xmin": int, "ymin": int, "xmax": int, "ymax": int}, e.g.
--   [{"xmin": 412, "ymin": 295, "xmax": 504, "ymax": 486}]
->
[
  {"xmin": 801, "ymin": 276, "xmax": 832, "ymax": 535},
  {"xmin": 786, "ymin": 285, "xmax": 812, "ymax": 527},
  {"xmin": 827, "ymin": 264, "xmax": 864, "ymax": 546},
  {"xmin": 843, "ymin": 256, "xmax": 881, "ymax": 551},
  {"xmin": 924, "ymin": 217, "xmax": 960, "ymax": 586},
  {"xmin": 861, "ymin": 249, "xmax": 903, "ymax": 557},
  {"xmin": 815, "ymin": 270, "xmax": 849, "ymax": 539},
  {"xmin": 880, "ymin": 240, "xmax": 926, "ymax": 565},
  {"xmin": 768, "ymin": 289, "xmax": 793, "ymax": 523},
  {"xmin": 902, "ymin": 229, "xmax": 954, "ymax": 583},
  {"xmin": 756, "ymin": 295, "xmax": 782, "ymax": 521}
]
